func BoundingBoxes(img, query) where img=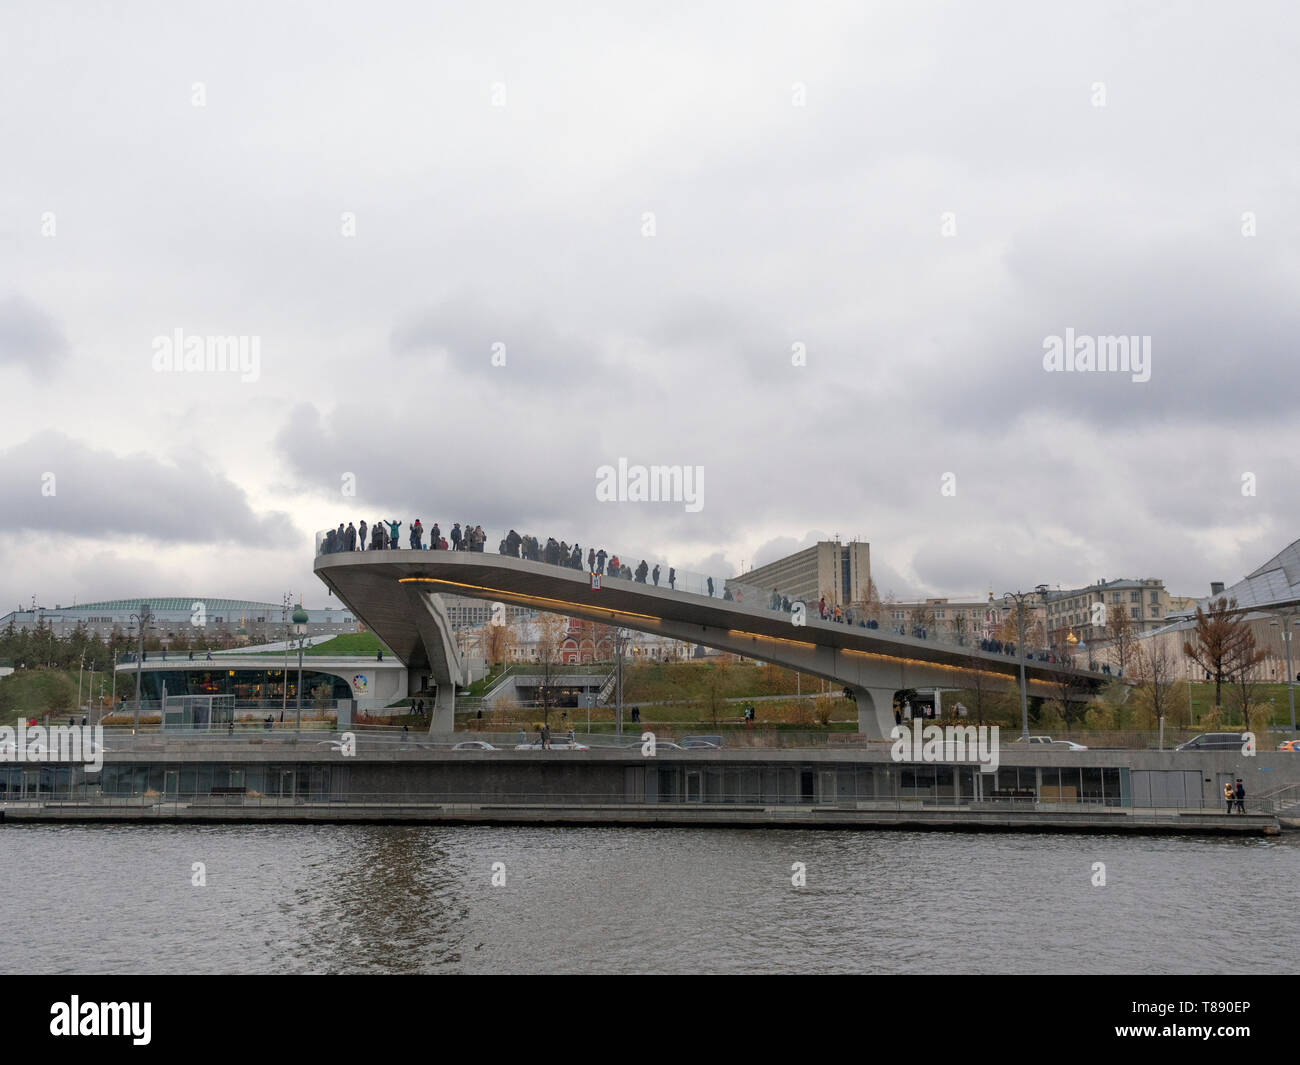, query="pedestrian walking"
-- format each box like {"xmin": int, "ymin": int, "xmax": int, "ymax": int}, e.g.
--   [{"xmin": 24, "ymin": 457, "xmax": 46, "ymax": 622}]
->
[{"xmin": 1234, "ymin": 778, "xmax": 1246, "ymax": 813}]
